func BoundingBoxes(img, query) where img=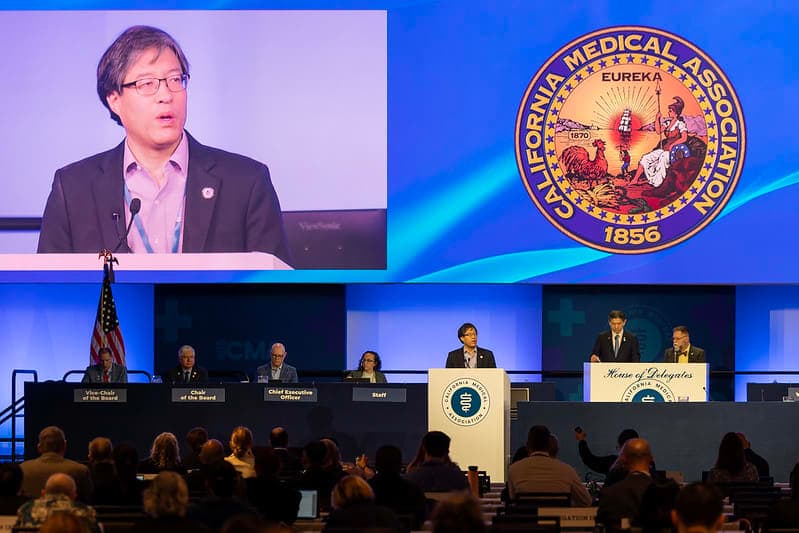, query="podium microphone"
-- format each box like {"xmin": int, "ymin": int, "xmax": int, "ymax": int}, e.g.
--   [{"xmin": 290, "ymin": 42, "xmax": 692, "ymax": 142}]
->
[{"xmin": 113, "ymin": 198, "xmax": 141, "ymax": 252}]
